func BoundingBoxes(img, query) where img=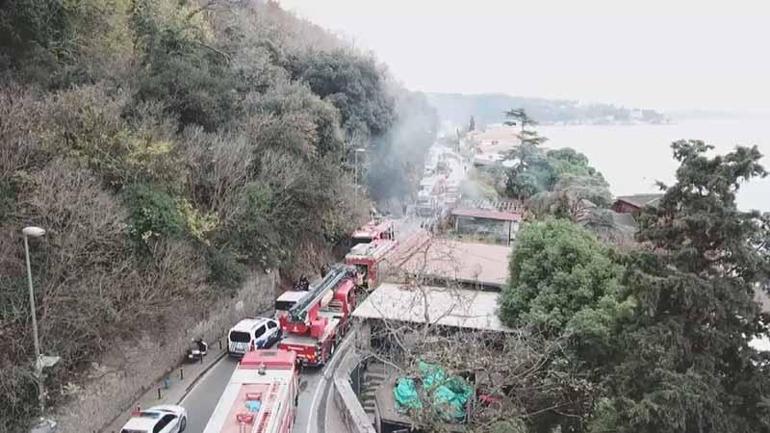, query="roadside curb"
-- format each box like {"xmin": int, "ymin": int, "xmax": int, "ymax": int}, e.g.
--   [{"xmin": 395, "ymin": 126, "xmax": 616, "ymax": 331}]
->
[{"xmin": 176, "ymin": 350, "xmax": 227, "ymax": 404}]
